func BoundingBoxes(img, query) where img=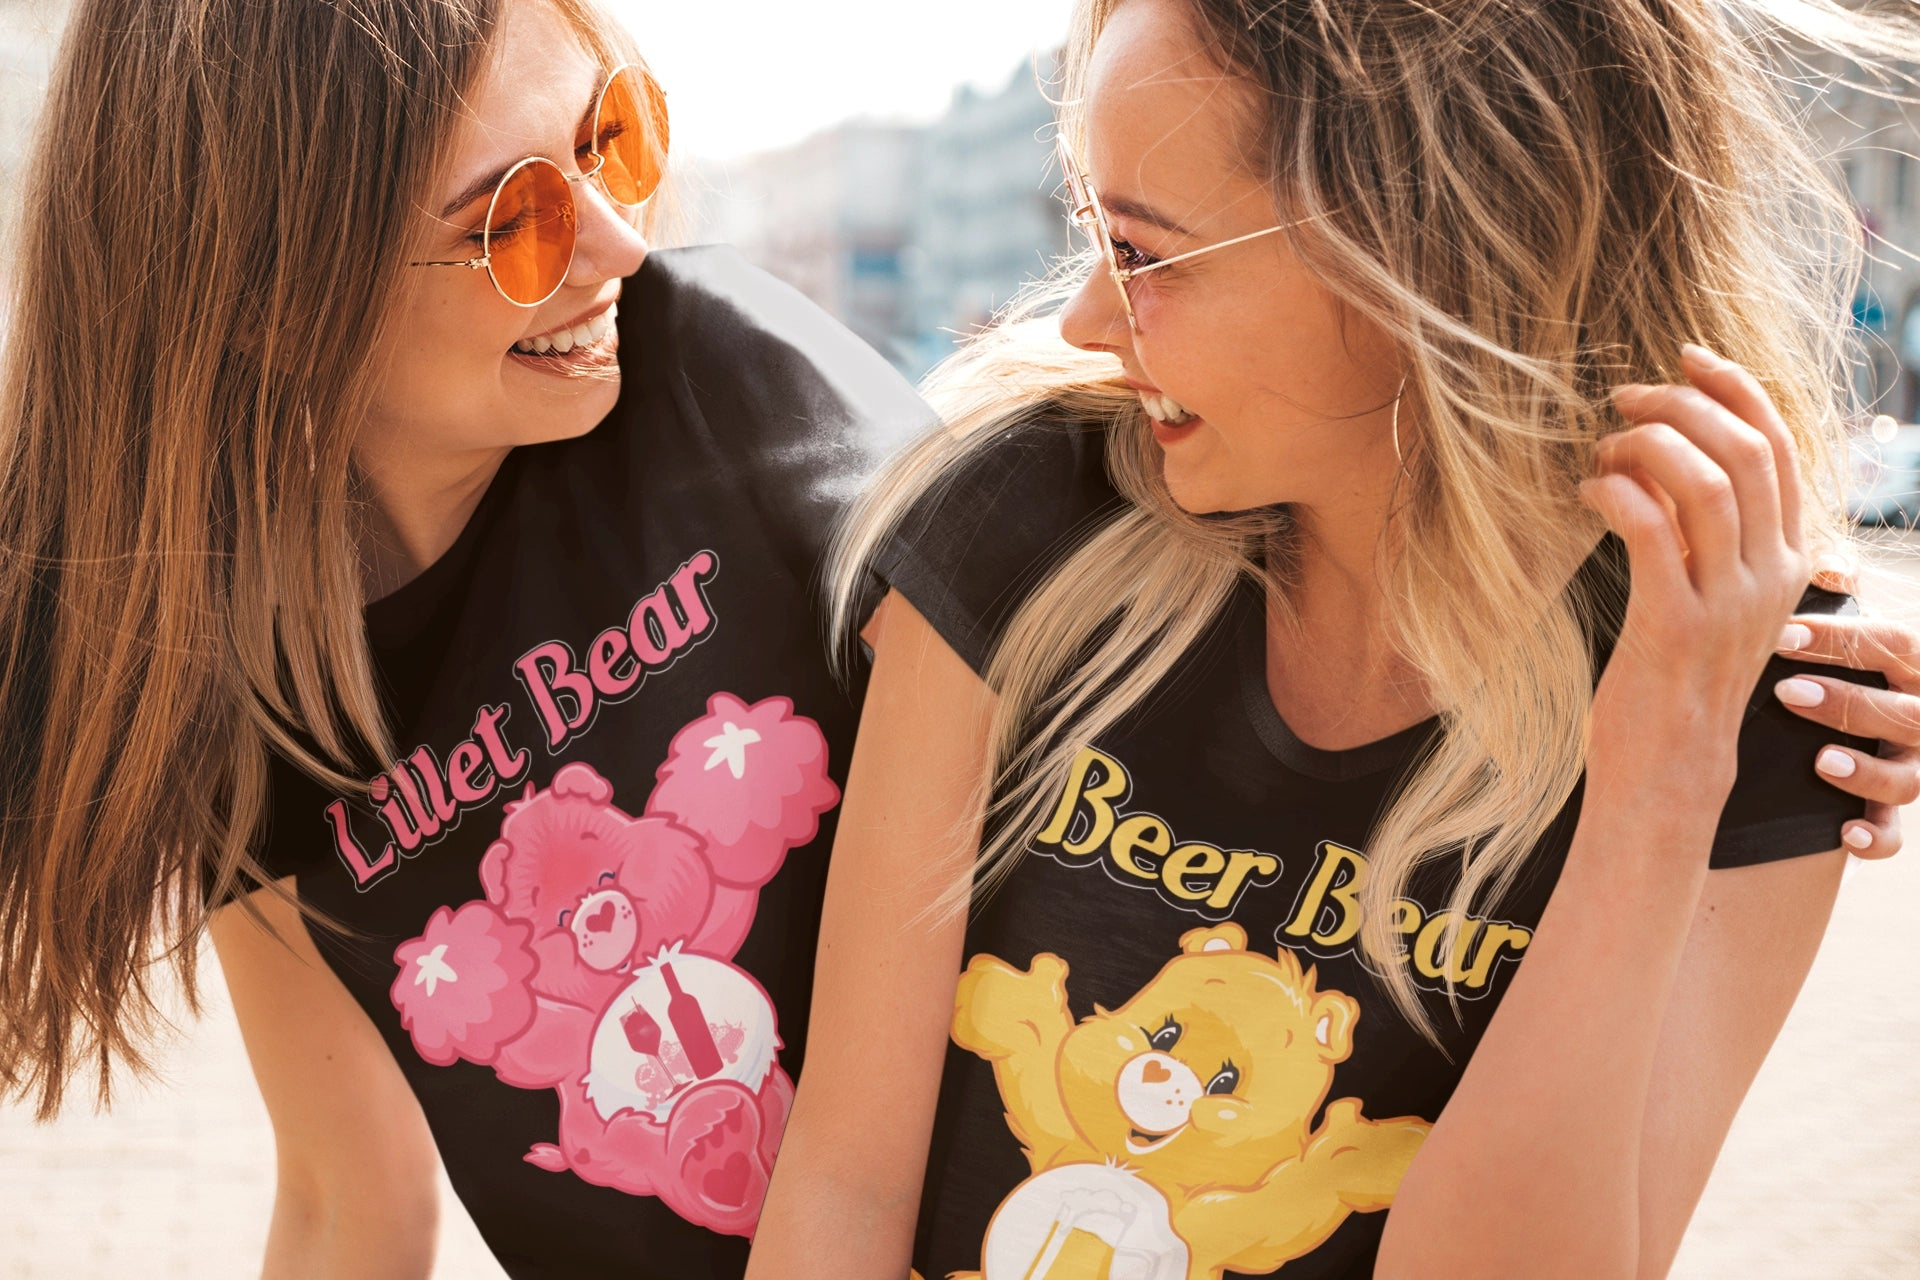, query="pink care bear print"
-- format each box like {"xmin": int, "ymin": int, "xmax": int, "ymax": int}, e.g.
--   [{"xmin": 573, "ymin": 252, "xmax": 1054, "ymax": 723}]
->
[{"xmin": 387, "ymin": 692, "xmax": 839, "ymax": 1236}]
